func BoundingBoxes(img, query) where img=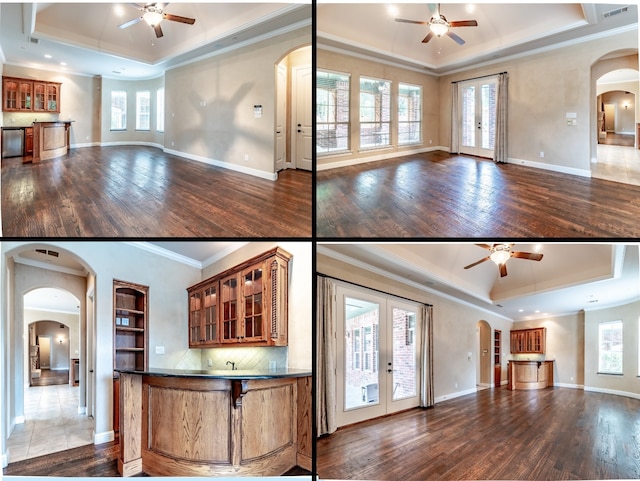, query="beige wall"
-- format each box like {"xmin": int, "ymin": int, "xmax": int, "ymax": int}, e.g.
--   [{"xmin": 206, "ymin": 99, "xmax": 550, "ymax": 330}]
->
[
  {"xmin": 100, "ymin": 76, "xmax": 165, "ymax": 146},
  {"xmin": 317, "ymin": 48, "xmax": 440, "ymax": 169},
  {"xmin": 200, "ymin": 241, "xmax": 312, "ymax": 370},
  {"xmin": 2, "ymin": 65, "xmax": 100, "ymax": 147},
  {"xmin": 165, "ymin": 27, "xmax": 311, "ymax": 177},
  {"xmin": 440, "ymin": 29, "xmax": 638, "ymax": 175},
  {"xmin": 584, "ymin": 301, "xmax": 640, "ymax": 398},
  {"xmin": 24, "ymin": 309, "xmax": 80, "ymax": 369},
  {"xmin": 513, "ymin": 312, "xmax": 585, "ymax": 387},
  {"xmin": 317, "ymin": 252, "xmax": 514, "ymax": 402}
]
